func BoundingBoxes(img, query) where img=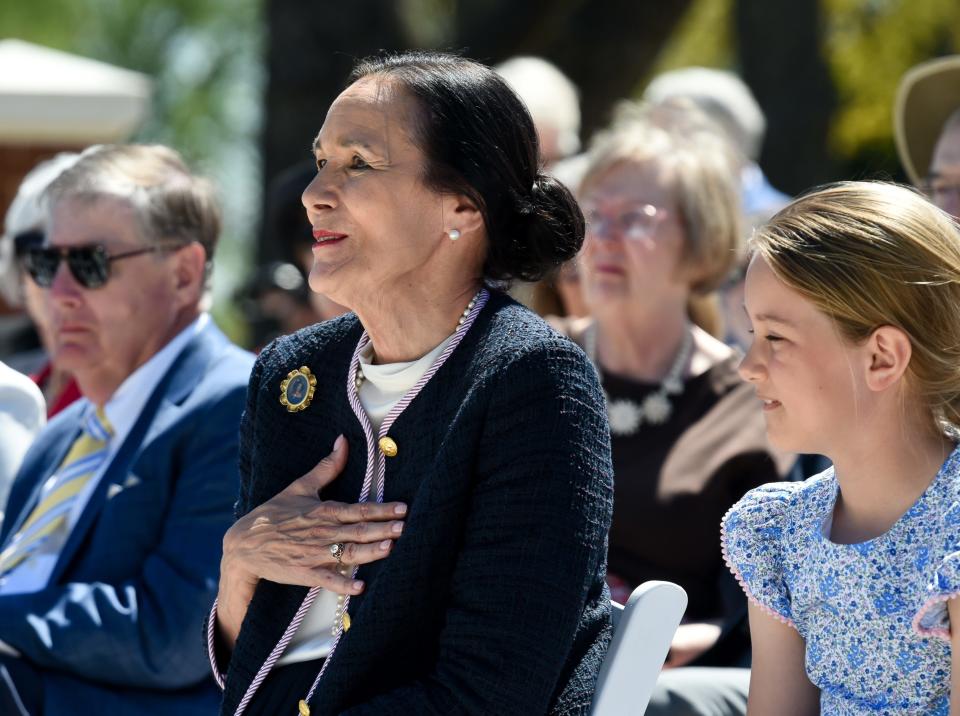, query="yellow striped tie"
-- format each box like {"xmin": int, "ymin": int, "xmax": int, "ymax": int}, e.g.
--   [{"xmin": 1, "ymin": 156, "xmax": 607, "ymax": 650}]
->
[{"xmin": 0, "ymin": 407, "xmax": 113, "ymax": 577}]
